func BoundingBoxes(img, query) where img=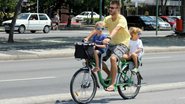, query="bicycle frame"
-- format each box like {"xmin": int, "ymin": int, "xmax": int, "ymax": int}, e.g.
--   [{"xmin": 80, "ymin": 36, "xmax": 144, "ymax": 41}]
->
[
  {"xmin": 76, "ymin": 42, "xmax": 140, "ymax": 90},
  {"xmin": 87, "ymin": 57, "xmax": 133, "ymax": 90}
]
